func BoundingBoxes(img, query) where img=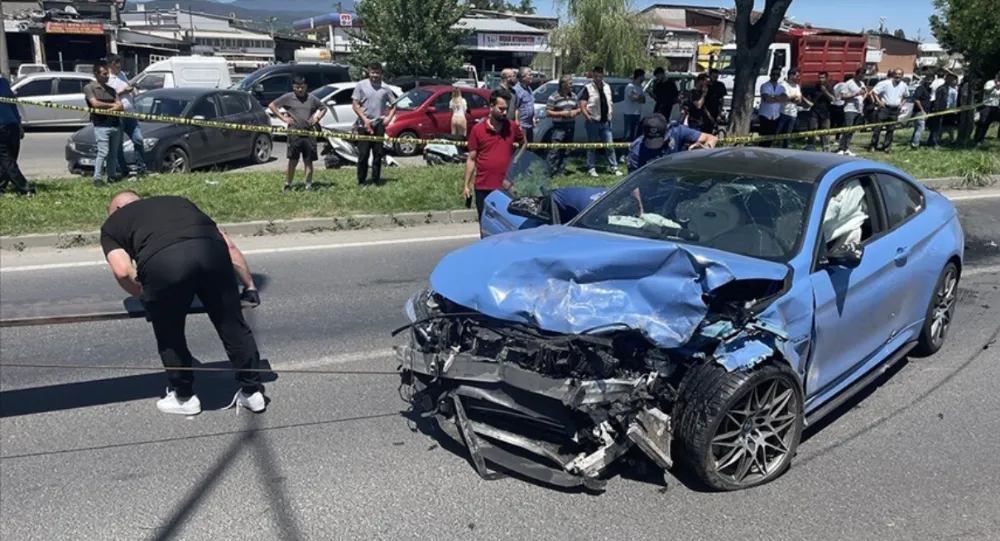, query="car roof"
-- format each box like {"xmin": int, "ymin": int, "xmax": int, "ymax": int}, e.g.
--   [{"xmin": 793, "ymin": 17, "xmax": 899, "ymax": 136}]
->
[
  {"xmin": 409, "ymin": 85, "xmax": 487, "ymax": 94},
  {"xmin": 137, "ymin": 87, "xmax": 228, "ymax": 99},
  {"xmin": 653, "ymin": 147, "xmax": 869, "ymax": 183},
  {"xmin": 18, "ymin": 71, "xmax": 93, "ymax": 79}
]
